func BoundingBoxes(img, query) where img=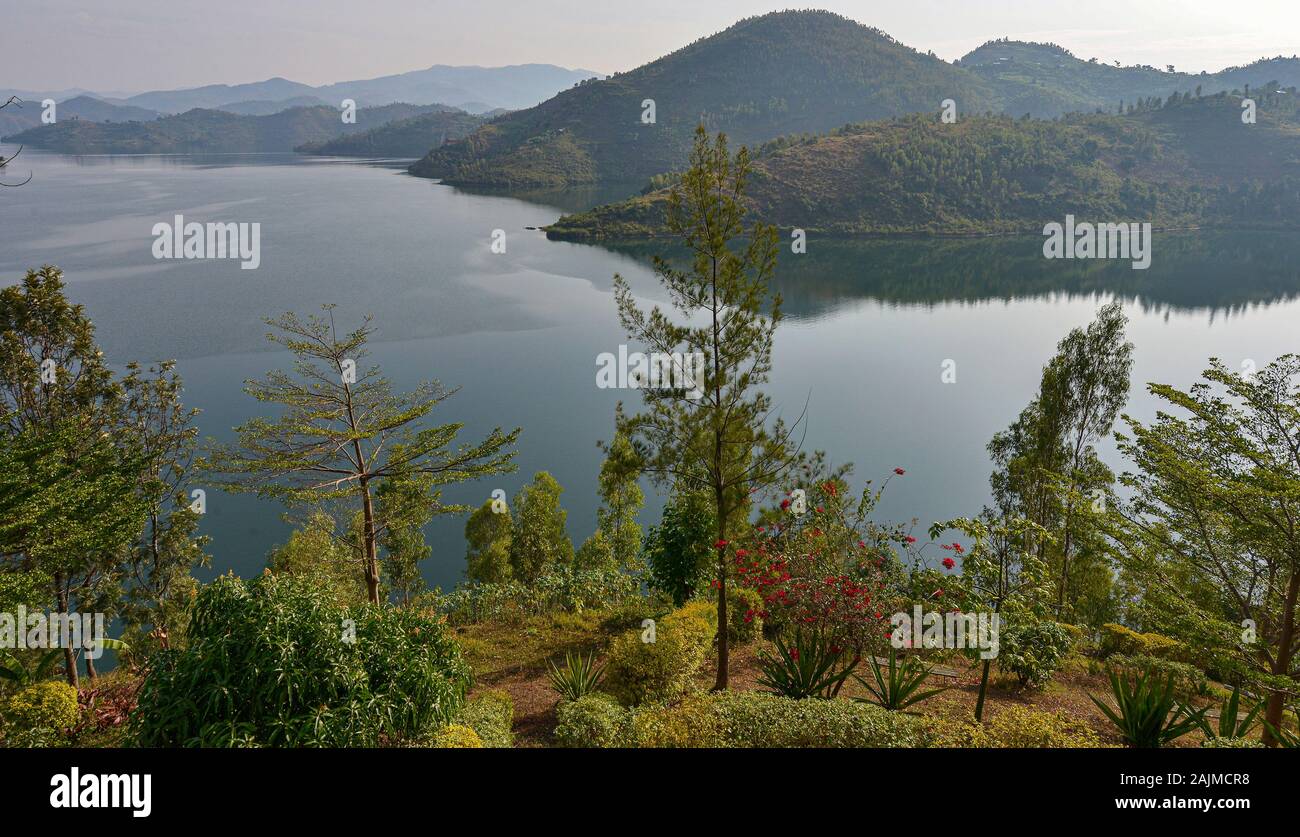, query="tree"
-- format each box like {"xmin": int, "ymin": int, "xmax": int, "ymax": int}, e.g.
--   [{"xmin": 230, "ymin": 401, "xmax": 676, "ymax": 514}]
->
[
  {"xmin": 508, "ymin": 471, "xmax": 573, "ymax": 582},
  {"xmin": 644, "ymin": 490, "xmax": 715, "ymax": 606},
  {"xmin": 1111, "ymin": 356, "xmax": 1300, "ymax": 746},
  {"xmin": 933, "ymin": 512, "xmax": 1053, "ymax": 720},
  {"xmin": 614, "ymin": 126, "xmax": 797, "ymax": 689},
  {"xmin": 0, "ymin": 267, "xmax": 145, "ymax": 686},
  {"xmin": 989, "ymin": 302, "xmax": 1132, "ymax": 618},
  {"xmin": 375, "ymin": 474, "xmax": 433, "ymax": 605},
  {"xmin": 594, "ymin": 424, "xmax": 644, "ymax": 571},
  {"xmin": 464, "ymin": 499, "xmax": 513, "ymax": 584},
  {"xmin": 266, "ymin": 511, "xmax": 369, "ymax": 608},
  {"xmin": 205, "ymin": 307, "xmax": 519, "ymax": 604}
]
